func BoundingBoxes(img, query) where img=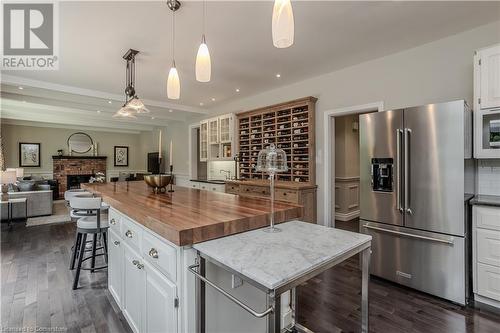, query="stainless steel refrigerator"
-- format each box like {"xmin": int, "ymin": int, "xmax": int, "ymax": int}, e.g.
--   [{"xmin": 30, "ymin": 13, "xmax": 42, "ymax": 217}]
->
[{"xmin": 359, "ymin": 100, "xmax": 474, "ymax": 305}]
